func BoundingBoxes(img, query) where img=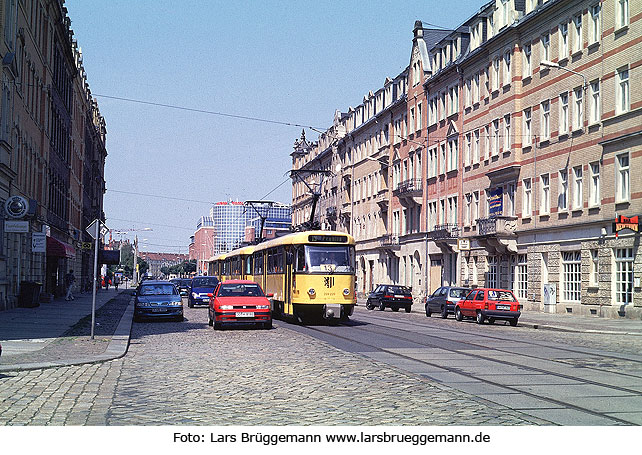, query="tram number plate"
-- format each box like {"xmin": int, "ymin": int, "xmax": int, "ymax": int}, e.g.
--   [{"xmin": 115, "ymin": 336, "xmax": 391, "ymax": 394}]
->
[
  {"xmin": 235, "ymin": 312, "xmax": 254, "ymax": 318},
  {"xmin": 496, "ymin": 305, "xmax": 510, "ymax": 311}
]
